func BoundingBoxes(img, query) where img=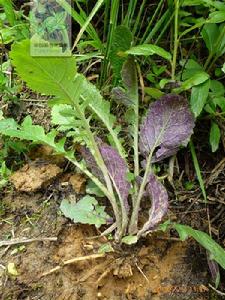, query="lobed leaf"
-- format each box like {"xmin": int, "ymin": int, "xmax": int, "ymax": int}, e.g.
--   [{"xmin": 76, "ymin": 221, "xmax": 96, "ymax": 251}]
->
[
  {"xmin": 138, "ymin": 174, "xmax": 168, "ymax": 237},
  {"xmin": 139, "ymin": 94, "xmax": 195, "ymax": 162},
  {"xmin": 60, "ymin": 196, "xmax": 111, "ymax": 228}
]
